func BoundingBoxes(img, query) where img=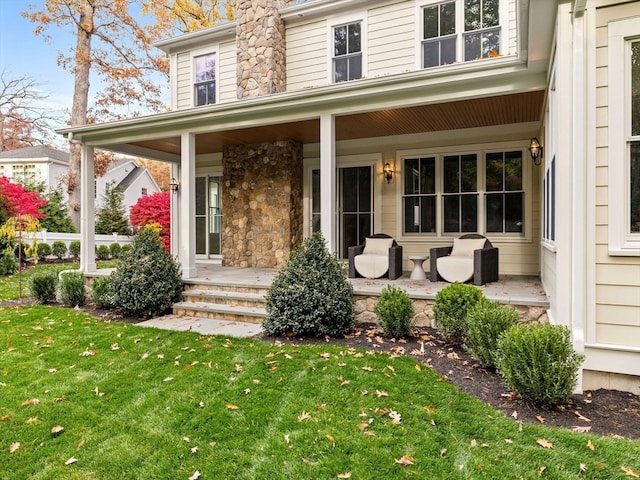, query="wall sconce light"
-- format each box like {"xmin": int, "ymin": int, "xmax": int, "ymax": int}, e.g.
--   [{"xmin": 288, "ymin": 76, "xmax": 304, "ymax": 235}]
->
[
  {"xmin": 383, "ymin": 162, "xmax": 394, "ymax": 183},
  {"xmin": 528, "ymin": 137, "xmax": 543, "ymax": 165},
  {"xmin": 169, "ymin": 177, "xmax": 180, "ymax": 193}
]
